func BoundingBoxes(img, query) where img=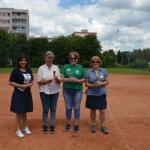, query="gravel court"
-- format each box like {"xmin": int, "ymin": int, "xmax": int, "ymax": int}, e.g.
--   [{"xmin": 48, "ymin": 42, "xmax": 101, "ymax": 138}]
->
[{"xmin": 0, "ymin": 73, "xmax": 150, "ymax": 150}]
